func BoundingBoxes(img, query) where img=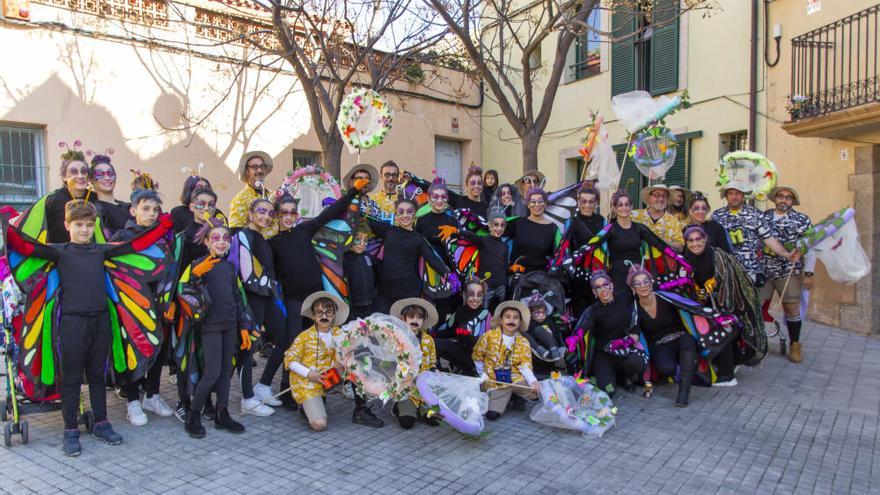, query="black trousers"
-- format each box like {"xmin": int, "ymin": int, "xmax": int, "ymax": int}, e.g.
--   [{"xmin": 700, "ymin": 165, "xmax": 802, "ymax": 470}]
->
[
  {"xmin": 242, "ymin": 294, "xmax": 284, "ymax": 399},
  {"xmin": 191, "ymin": 328, "xmax": 235, "ymax": 412},
  {"xmin": 59, "ymin": 312, "xmax": 111, "ymax": 430},
  {"xmin": 435, "ymin": 338, "xmax": 476, "ymax": 375},
  {"xmin": 125, "ymin": 334, "xmax": 169, "ymax": 402},
  {"xmin": 253, "ymin": 295, "xmax": 291, "ymax": 389},
  {"xmin": 591, "ymin": 351, "xmax": 645, "ymax": 396},
  {"xmin": 649, "ymin": 334, "xmax": 697, "ymax": 384},
  {"xmin": 484, "ymin": 285, "xmax": 506, "ymax": 314},
  {"xmin": 349, "ymin": 304, "xmax": 373, "ymax": 322}
]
